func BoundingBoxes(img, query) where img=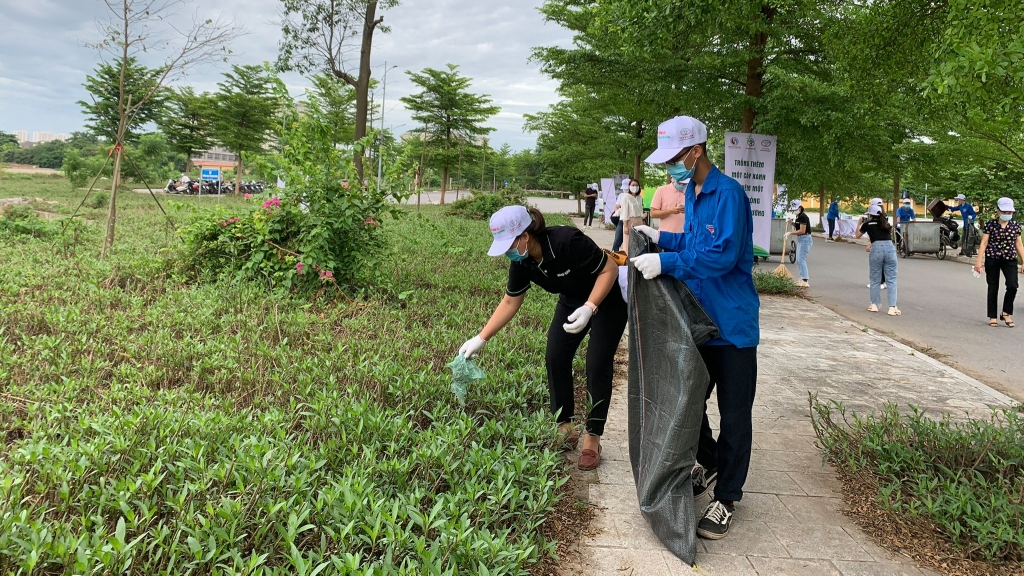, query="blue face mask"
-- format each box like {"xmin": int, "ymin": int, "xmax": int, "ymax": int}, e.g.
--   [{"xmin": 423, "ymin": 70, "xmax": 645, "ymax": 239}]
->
[
  {"xmin": 1000, "ymin": 214, "xmax": 1013, "ymax": 222},
  {"xmin": 505, "ymin": 237, "xmax": 528, "ymax": 262},
  {"xmin": 666, "ymin": 149, "xmax": 695, "ymax": 183}
]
